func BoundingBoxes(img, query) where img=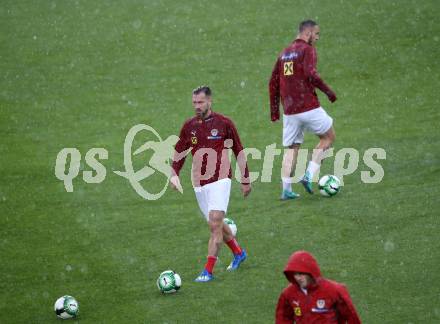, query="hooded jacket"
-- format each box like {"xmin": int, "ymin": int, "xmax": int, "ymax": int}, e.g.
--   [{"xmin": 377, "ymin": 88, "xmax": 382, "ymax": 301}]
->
[{"xmin": 275, "ymin": 251, "xmax": 361, "ymax": 324}]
